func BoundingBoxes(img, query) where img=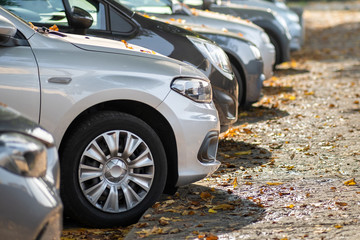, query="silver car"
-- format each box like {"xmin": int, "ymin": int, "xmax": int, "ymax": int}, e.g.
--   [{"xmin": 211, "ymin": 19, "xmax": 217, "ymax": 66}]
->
[
  {"xmin": 121, "ymin": 0, "xmax": 275, "ymax": 79},
  {"xmin": 227, "ymin": 0, "xmax": 304, "ymax": 50},
  {"xmin": 0, "ymin": 8, "xmax": 220, "ymax": 227},
  {"xmin": 0, "ymin": 105, "xmax": 62, "ymax": 240}
]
